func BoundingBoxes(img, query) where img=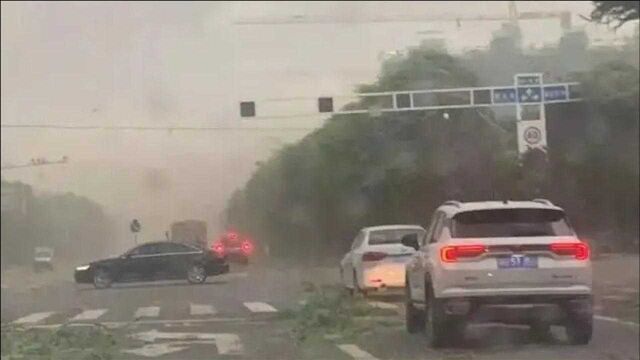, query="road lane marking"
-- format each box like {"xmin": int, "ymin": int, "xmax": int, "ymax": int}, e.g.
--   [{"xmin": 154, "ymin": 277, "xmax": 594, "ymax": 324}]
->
[
  {"xmin": 12, "ymin": 311, "xmax": 55, "ymax": 324},
  {"xmin": 337, "ymin": 344, "xmax": 379, "ymax": 360},
  {"xmin": 122, "ymin": 343, "xmax": 188, "ymax": 357},
  {"xmin": 190, "ymin": 303, "xmax": 216, "ymax": 316},
  {"xmin": 130, "ymin": 330, "xmax": 243, "ymax": 355},
  {"xmin": 14, "ymin": 317, "xmax": 267, "ymax": 330},
  {"xmin": 594, "ymin": 315, "xmax": 640, "ymax": 328},
  {"xmin": 243, "ymin": 302, "xmax": 278, "ymax": 313},
  {"xmin": 367, "ymin": 301, "xmax": 399, "ymax": 310},
  {"xmin": 135, "ymin": 306, "xmax": 160, "ymax": 318},
  {"xmin": 70, "ymin": 309, "xmax": 108, "ymax": 321}
]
